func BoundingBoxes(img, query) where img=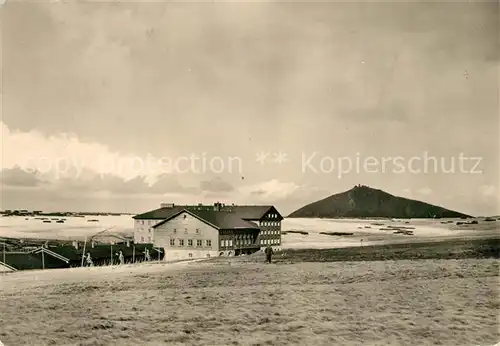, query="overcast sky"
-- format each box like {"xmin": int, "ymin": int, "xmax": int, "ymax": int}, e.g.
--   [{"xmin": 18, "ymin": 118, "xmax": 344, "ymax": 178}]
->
[{"xmin": 0, "ymin": 0, "xmax": 498, "ymax": 216}]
